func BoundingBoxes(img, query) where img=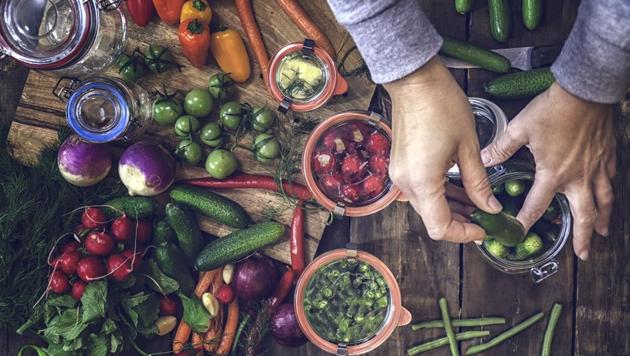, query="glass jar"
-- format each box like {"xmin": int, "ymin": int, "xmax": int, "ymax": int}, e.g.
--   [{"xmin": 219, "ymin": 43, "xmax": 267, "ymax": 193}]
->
[
  {"xmin": 268, "ymin": 39, "xmax": 348, "ymax": 113},
  {"xmin": 477, "ymin": 160, "xmax": 572, "ymax": 283},
  {"xmin": 448, "ymin": 97, "xmax": 508, "ymax": 178},
  {"xmin": 294, "ymin": 246, "xmax": 412, "ymax": 355},
  {"xmin": 54, "ymin": 76, "xmax": 151, "ymax": 143},
  {"xmin": 0, "ymin": 0, "xmax": 126, "ymax": 78}
]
